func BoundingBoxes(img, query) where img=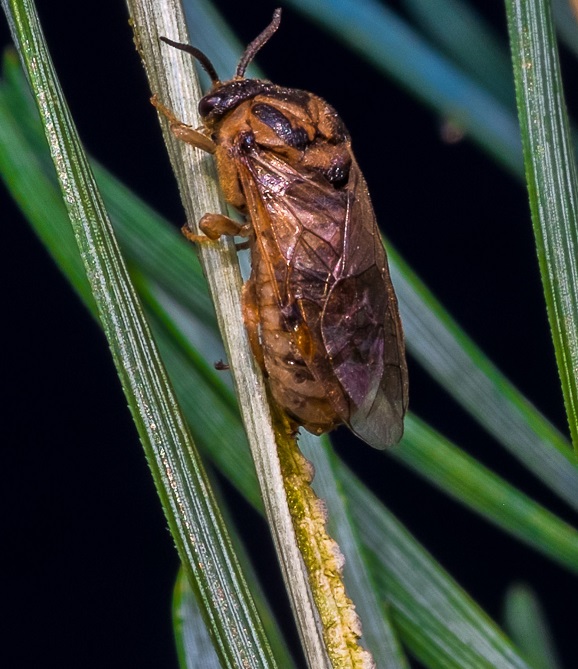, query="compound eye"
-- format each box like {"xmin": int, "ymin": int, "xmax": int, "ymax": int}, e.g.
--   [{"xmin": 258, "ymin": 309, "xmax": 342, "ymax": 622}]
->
[{"xmin": 199, "ymin": 94, "xmax": 220, "ymax": 117}]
